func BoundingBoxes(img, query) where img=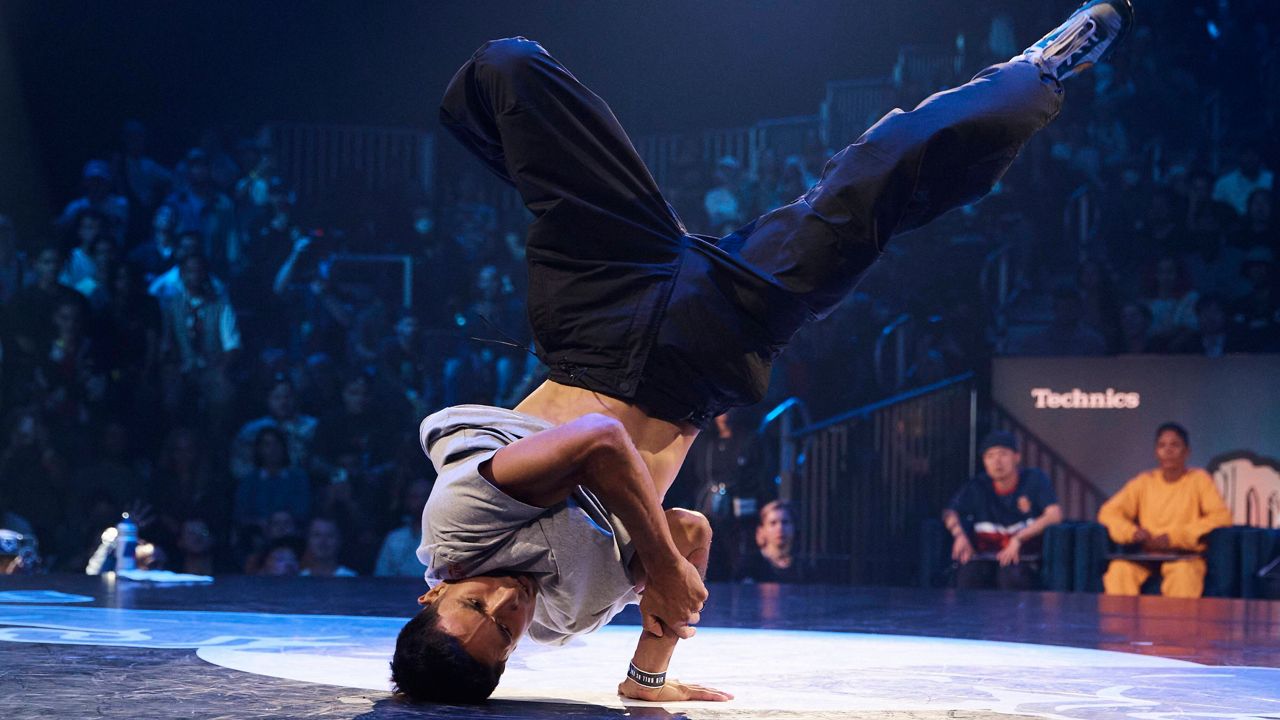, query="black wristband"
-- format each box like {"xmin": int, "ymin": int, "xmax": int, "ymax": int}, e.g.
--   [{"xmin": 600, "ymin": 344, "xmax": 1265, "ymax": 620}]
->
[{"xmin": 627, "ymin": 662, "xmax": 666, "ymax": 689}]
